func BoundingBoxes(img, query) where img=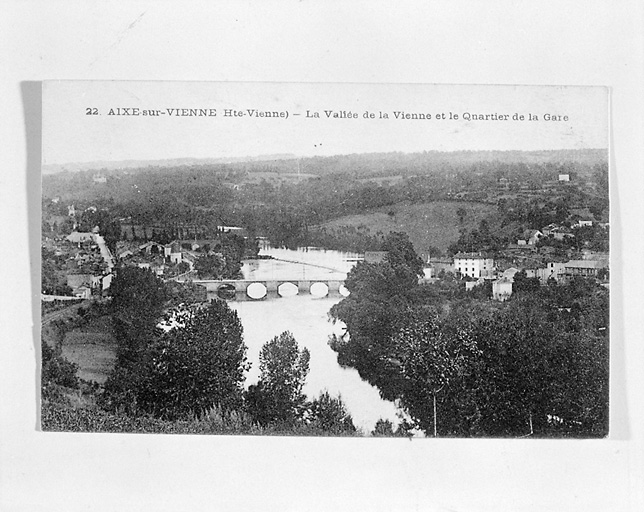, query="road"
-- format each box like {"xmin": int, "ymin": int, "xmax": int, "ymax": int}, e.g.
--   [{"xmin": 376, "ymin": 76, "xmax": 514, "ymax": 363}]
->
[{"xmin": 93, "ymin": 233, "xmax": 114, "ymax": 271}]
